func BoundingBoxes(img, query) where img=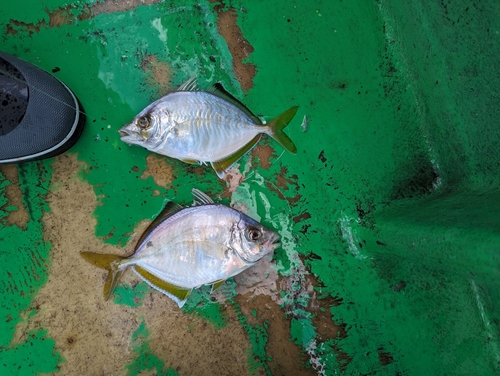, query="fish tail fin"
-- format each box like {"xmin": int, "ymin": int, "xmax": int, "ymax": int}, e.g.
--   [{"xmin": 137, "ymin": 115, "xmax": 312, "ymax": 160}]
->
[
  {"xmin": 80, "ymin": 252, "xmax": 126, "ymax": 301},
  {"xmin": 266, "ymin": 106, "xmax": 299, "ymax": 154}
]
